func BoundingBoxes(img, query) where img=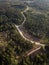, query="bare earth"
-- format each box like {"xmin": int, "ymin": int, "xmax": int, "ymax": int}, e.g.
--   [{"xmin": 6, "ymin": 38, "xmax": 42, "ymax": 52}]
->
[{"xmin": 15, "ymin": 6, "xmax": 45, "ymax": 57}]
